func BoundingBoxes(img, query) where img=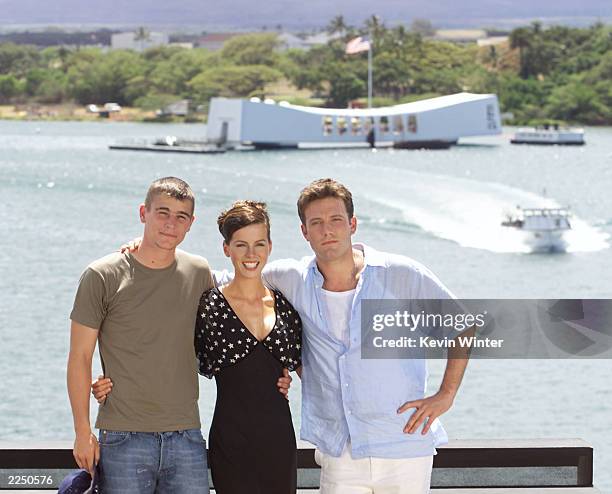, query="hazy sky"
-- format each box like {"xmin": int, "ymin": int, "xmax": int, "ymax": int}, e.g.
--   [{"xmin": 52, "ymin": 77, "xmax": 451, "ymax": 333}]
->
[{"xmin": 0, "ymin": 0, "xmax": 611, "ymax": 30}]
